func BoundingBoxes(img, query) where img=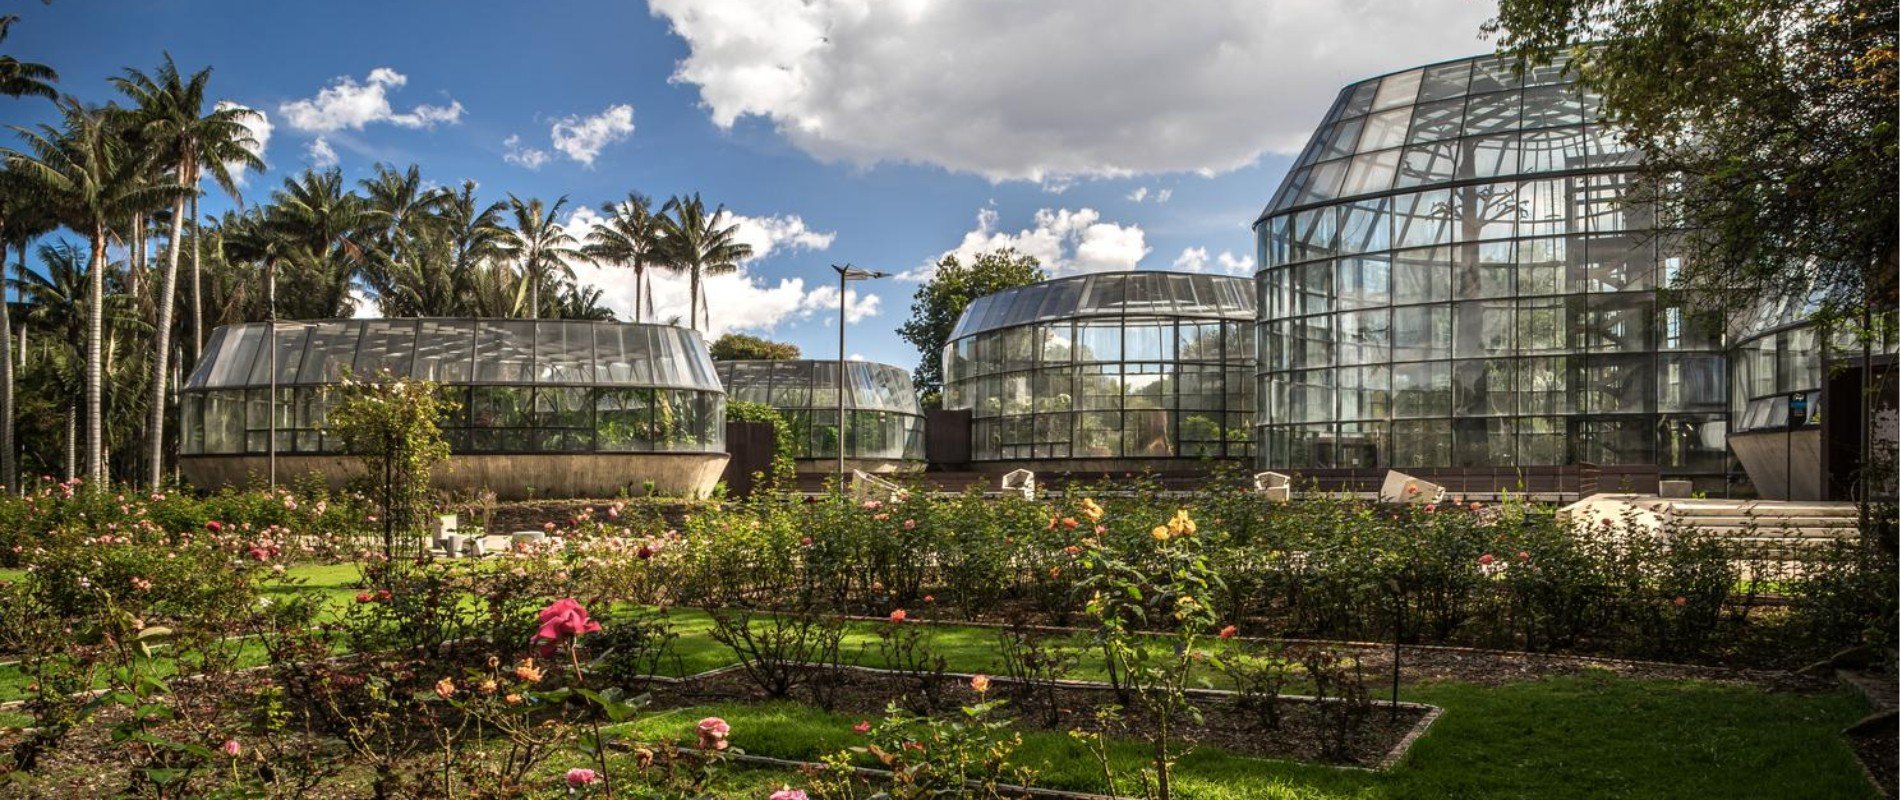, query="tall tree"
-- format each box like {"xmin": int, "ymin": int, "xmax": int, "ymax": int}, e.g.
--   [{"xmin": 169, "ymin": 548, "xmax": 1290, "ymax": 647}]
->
[
  {"xmin": 501, "ymin": 194, "xmax": 579, "ymax": 318},
  {"xmin": 897, "ymin": 248, "xmax": 1045, "ymax": 407},
  {"xmin": 657, "ymin": 193, "xmax": 751, "ymax": 331},
  {"xmin": 581, "ymin": 192, "xmax": 661, "ymax": 322},
  {"xmin": 113, "ymin": 54, "xmax": 265, "ymax": 489},
  {"xmin": 7, "ymin": 101, "xmax": 179, "ymax": 484},
  {"xmin": 264, "ymin": 169, "xmax": 373, "ymax": 318},
  {"xmin": 1486, "ymin": 0, "xmax": 1898, "ymax": 315},
  {"xmin": 0, "ymin": 167, "xmax": 55, "ymax": 492},
  {"xmin": 0, "ymin": 15, "xmax": 57, "ymax": 101},
  {"xmin": 359, "ymin": 163, "xmax": 445, "ymax": 291},
  {"xmin": 709, "ymin": 332, "xmax": 801, "ymax": 361}
]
